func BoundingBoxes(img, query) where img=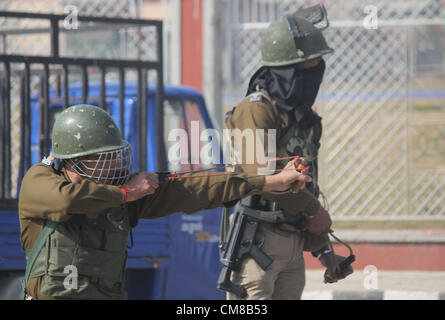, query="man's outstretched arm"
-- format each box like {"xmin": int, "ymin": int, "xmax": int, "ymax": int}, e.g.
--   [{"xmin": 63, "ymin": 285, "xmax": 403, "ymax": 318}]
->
[{"xmin": 132, "ymin": 160, "xmax": 310, "ymax": 219}]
